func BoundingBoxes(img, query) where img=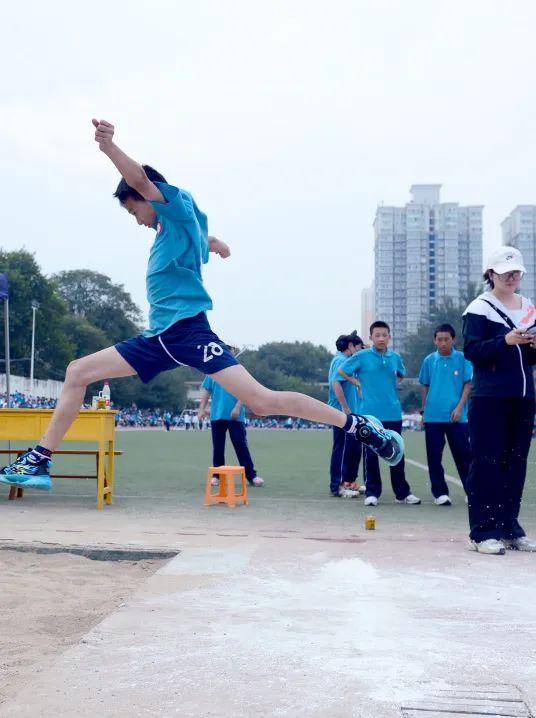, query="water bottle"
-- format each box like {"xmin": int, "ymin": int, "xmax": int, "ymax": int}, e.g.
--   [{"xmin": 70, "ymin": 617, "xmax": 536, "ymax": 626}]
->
[{"xmin": 102, "ymin": 380, "xmax": 111, "ymax": 409}]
